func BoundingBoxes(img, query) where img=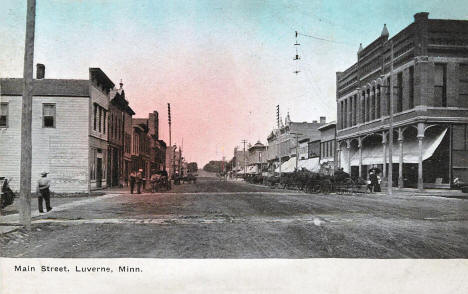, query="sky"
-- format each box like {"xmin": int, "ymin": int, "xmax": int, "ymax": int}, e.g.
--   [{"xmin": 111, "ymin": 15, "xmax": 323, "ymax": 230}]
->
[{"xmin": 1, "ymin": 0, "xmax": 467, "ymax": 166}]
